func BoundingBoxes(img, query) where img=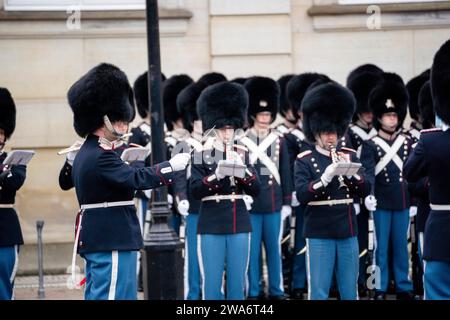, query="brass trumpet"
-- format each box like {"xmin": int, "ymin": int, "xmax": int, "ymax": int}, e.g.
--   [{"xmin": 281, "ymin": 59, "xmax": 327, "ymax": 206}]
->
[{"xmin": 329, "ymin": 143, "xmax": 347, "ymax": 190}]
